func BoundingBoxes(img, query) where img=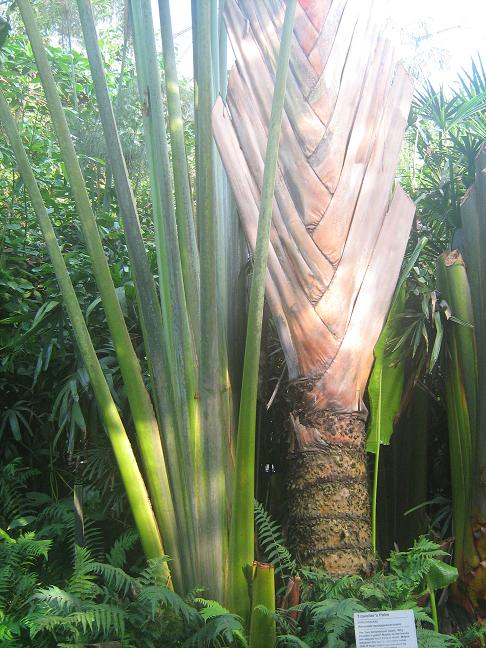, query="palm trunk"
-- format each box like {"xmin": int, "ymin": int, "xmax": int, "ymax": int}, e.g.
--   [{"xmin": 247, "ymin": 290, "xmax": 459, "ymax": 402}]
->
[{"xmin": 287, "ymin": 397, "xmax": 373, "ymax": 575}]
